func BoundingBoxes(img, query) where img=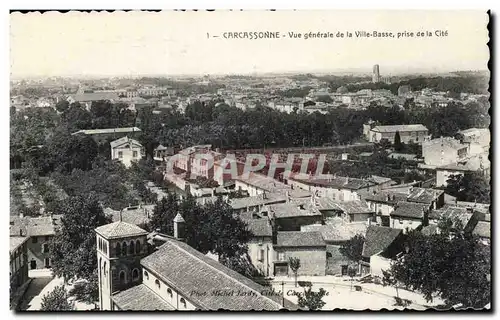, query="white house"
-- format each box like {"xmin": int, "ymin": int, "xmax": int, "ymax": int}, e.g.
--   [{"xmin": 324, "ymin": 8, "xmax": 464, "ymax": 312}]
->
[{"xmin": 110, "ymin": 136, "xmax": 144, "ymax": 168}]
